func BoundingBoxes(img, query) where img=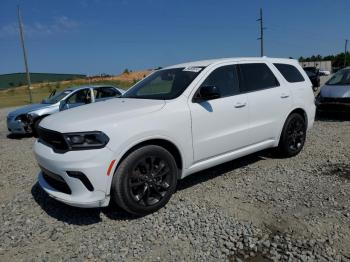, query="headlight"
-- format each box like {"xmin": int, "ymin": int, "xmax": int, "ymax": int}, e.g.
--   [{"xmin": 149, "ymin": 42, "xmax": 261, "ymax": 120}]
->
[{"xmin": 63, "ymin": 131, "xmax": 109, "ymax": 150}]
